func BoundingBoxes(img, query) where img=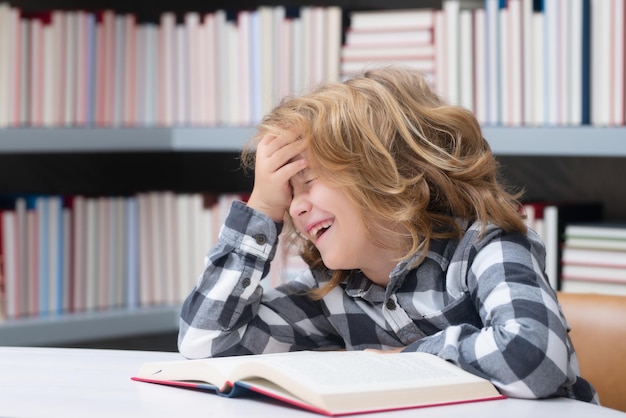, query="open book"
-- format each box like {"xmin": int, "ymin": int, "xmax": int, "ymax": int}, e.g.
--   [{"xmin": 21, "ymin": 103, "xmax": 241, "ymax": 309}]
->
[{"xmin": 131, "ymin": 350, "xmax": 504, "ymax": 416}]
